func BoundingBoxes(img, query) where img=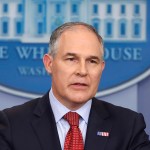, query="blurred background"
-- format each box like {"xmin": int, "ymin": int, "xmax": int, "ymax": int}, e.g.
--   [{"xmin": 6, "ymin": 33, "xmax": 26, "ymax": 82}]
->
[{"xmin": 0, "ymin": 0, "xmax": 150, "ymax": 137}]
